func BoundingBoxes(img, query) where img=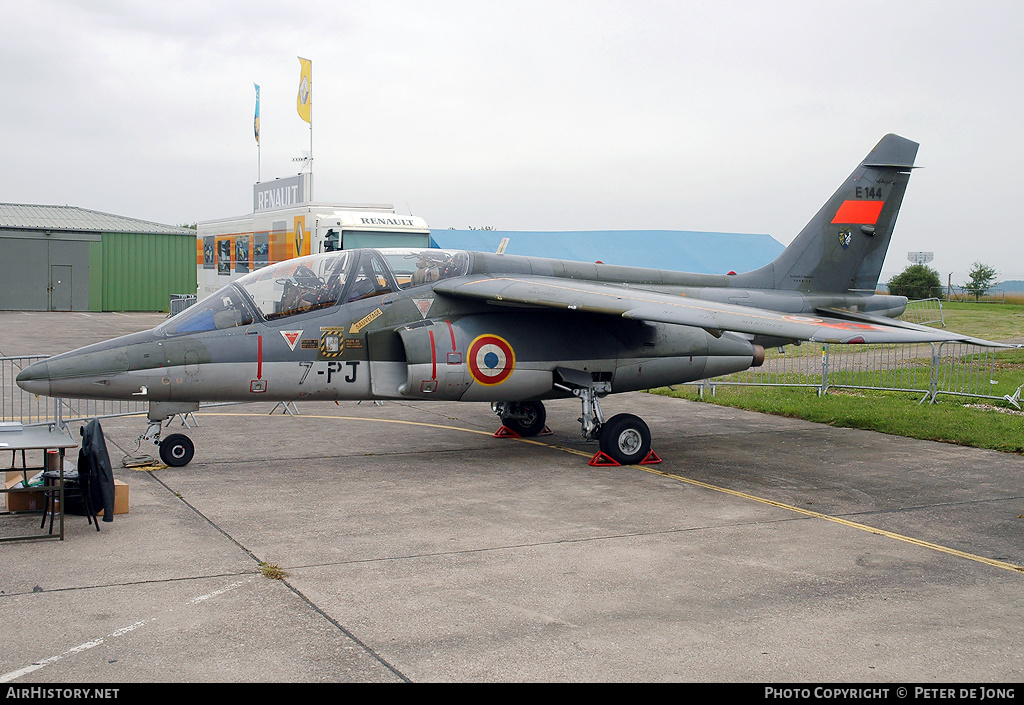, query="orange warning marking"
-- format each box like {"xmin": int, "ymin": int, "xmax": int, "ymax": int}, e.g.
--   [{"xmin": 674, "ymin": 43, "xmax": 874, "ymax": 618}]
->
[{"xmin": 831, "ymin": 200, "xmax": 884, "ymax": 224}]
